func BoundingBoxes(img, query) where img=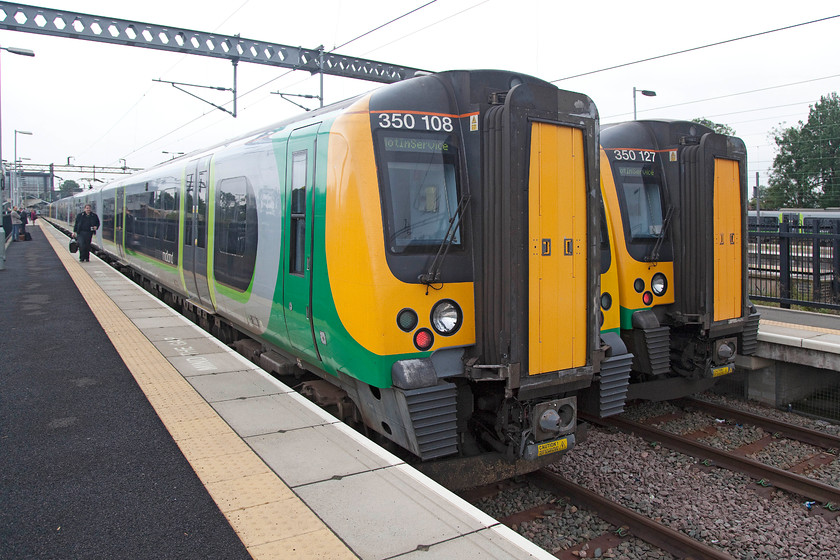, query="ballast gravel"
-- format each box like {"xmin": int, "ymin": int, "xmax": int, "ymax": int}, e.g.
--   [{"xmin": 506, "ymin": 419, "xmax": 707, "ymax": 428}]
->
[{"xmin": 472, "ymin": 395, "xmax": 840, "ymax": 559}]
